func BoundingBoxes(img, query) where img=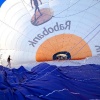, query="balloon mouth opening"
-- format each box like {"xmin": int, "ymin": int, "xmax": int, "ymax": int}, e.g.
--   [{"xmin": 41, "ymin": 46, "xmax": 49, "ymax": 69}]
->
[{"xmin": 53, "ymin": 51, "xmax": 71, "ymax": 60}]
